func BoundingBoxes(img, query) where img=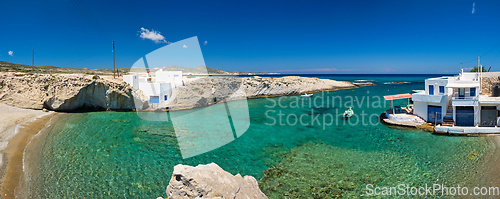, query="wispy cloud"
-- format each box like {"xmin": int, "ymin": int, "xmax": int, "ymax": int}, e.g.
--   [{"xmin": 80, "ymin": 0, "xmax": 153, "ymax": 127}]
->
[
  {"xmin": 138, "ymin": 27, "xmax": 167, "ymax": 43},
  {"xmin": 472, "ymin": 2, "xmax": 475, "ymax": 14},
  {"xmin": 204, "ymin": 41, "xmax": 208, "ymax": 45},
  {"xmin": 8, "ymin": 51, "xmax": 13, "ymax": 56},
  {"xmin": 183, "ymin": 45, "xmax": 188, "ymax": 48}
]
